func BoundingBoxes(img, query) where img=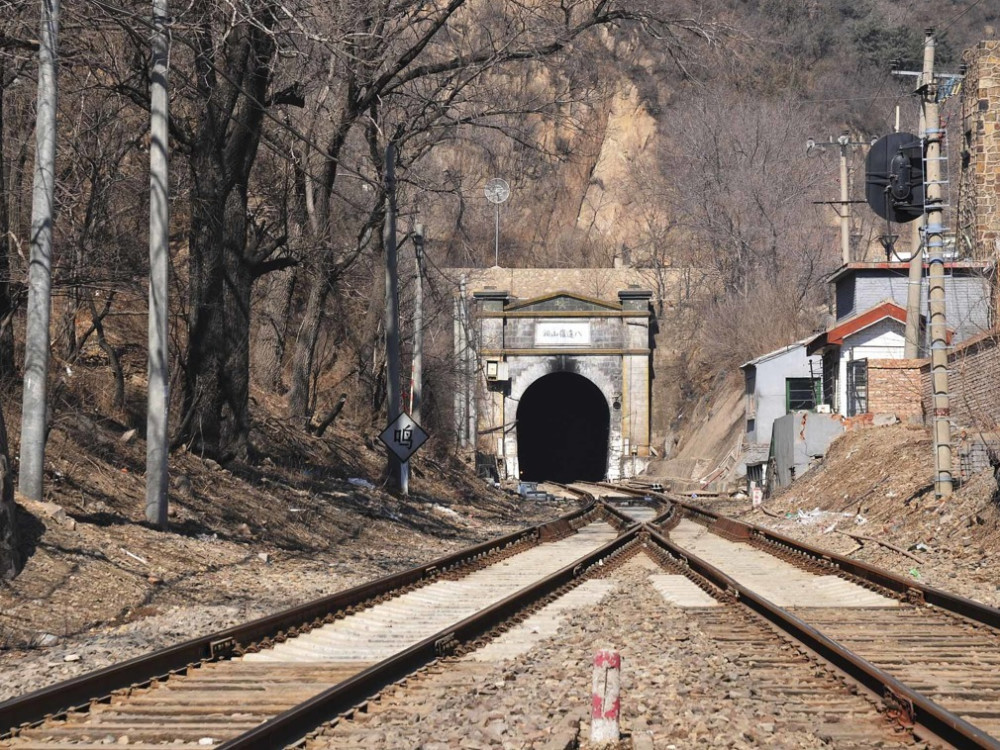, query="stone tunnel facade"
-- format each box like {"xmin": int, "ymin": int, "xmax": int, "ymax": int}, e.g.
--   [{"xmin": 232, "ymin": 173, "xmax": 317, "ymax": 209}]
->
[{"xmin": 455, "ymin": 284, "xmax": 653, "ymax": 482}]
